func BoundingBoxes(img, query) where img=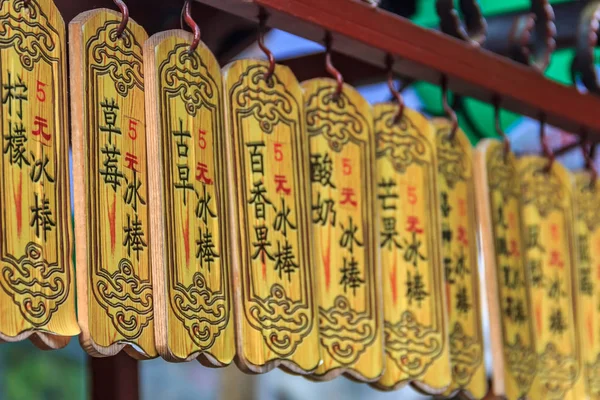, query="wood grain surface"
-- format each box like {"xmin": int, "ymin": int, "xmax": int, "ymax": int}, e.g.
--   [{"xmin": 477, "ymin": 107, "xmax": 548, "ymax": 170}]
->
[
  {"xmin": 474, "ymin": 139, "xmax": 537, "ymax": 400},
  {"xmin": 144, "ymin": 30, "xmax": 234, "ymax": 365},
  {"xmin": 370, "ymin": 105, "xmax": 450, "ymax": 392},
  {"xmin": 571, "ymin": 170, "xmax": 600, "ymax": 399},
  {"xmin": 303, "ymin": 78, "xmax": 383, "ymax": 382},
  {"xmin": 433, "ymin": 119, "xmax": 486, "ymax": 399},
  {"xmin": 0, "ymin": 0, "xmax": 79, "ymax": 349},
  {"xmin": 70, "ymin": 8, "xmax": 156, "ymax": 359},
  {"xmin": 517, "ymin": 156, "xmax": 584, "ymax": 399},
  {"xmin": 222, "ymin": 59, "xmax": 320, "ymax": 374}
]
